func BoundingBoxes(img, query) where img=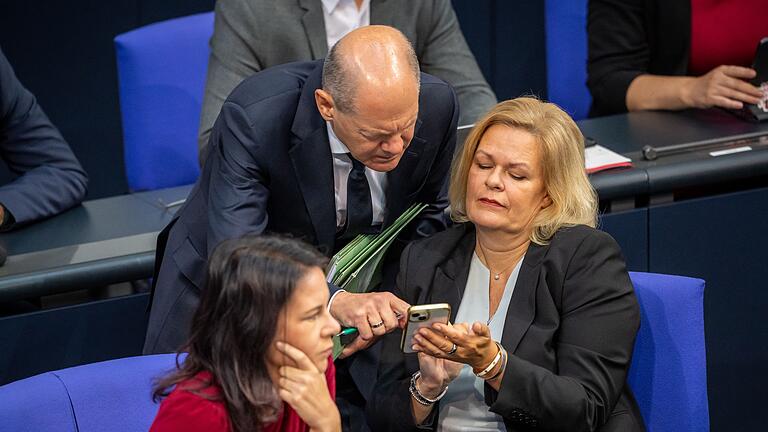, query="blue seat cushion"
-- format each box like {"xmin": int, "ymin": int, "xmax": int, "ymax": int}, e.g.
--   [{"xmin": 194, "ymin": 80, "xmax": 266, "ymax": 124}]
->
[
  {"xmin": 0, "ymin": 371, "xmax": 77, "ymax": 432},
  {"xmin": 54, "ymin": 354, "xmax": 179, "ymax": 432},
  {"xmin": 628, "ymin": 272, "xmax": 709, "ymax": 432}
]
